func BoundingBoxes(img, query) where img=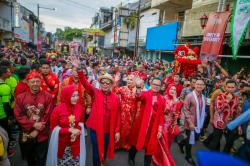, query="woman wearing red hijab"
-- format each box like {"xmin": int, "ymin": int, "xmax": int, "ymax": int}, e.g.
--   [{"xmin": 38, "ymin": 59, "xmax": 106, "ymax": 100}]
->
[
  {"xmin": 153, "ymin": 84, "xmax": 182, "ymax": 166},
  {"xmin": 114, "ymin": 74, "xmax": 137, "ymax": 150},
  {"xmin": 47, "ymin": 85, "xmax": 86, "ymax": 166}
]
